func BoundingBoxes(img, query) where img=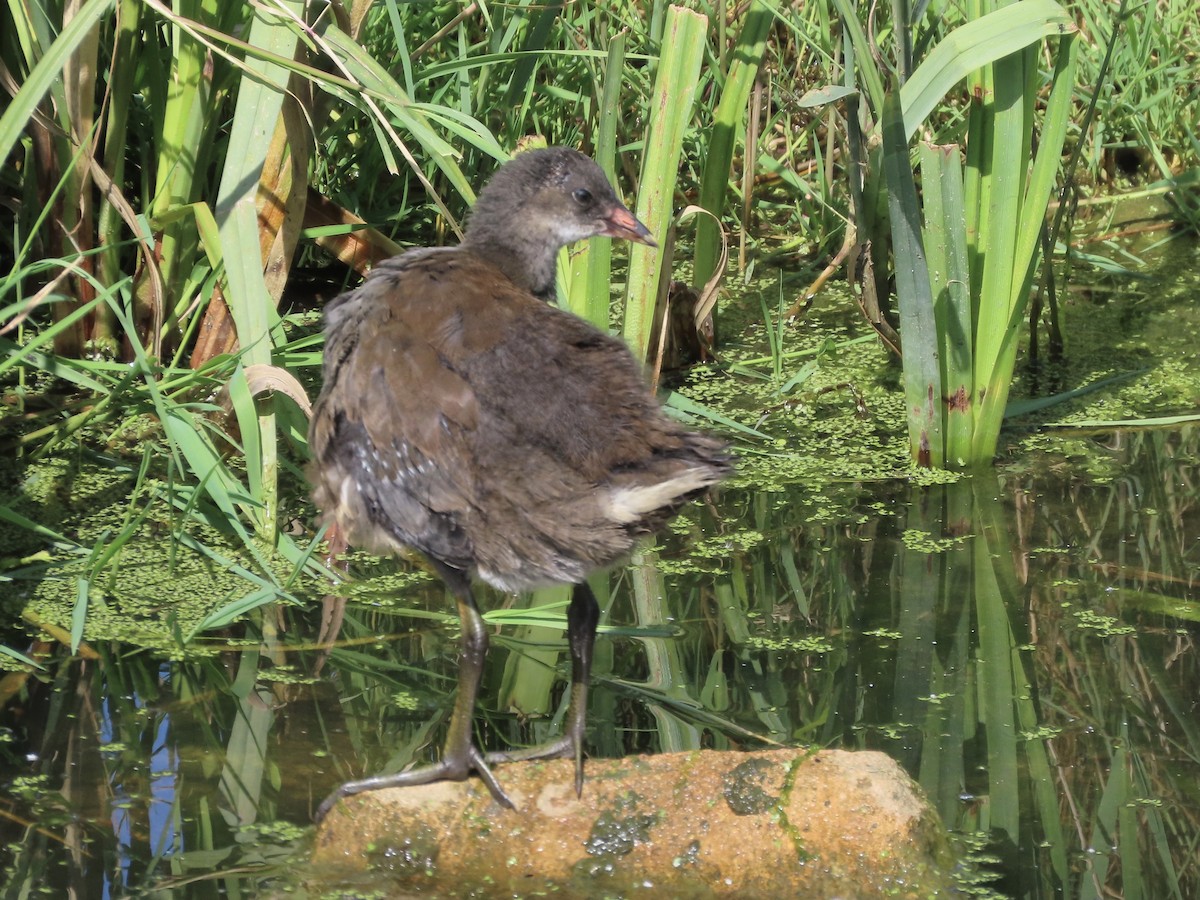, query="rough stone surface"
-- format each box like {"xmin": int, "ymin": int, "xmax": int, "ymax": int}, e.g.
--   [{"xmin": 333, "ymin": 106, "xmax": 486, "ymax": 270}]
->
[{"xmin": 309, "ymin": 748, "xmax": 956, "ymax": 898}]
